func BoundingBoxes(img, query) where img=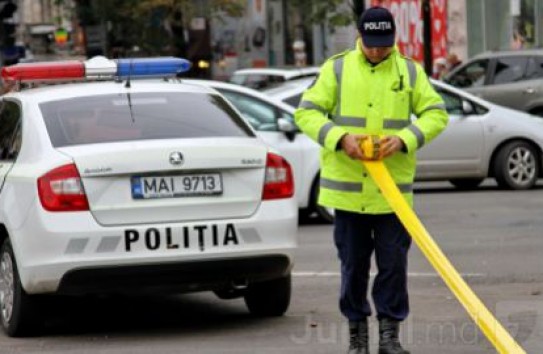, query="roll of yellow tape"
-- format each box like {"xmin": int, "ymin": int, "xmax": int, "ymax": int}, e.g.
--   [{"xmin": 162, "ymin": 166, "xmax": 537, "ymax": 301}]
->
[
  {"xmin": 360, "ymin": 135, "xmax": 381, "ymax": 160},
  {"xmin": 360, "ymin": 139, "xmax": 525, "ymax": 353}
]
